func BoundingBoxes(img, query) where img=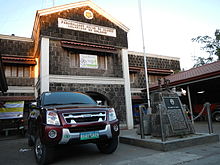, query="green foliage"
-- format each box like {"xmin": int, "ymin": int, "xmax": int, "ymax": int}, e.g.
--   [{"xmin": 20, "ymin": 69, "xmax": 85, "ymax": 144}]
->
[{"xmin": 192, "ymin": 29, "xmax": 220, "ymax": 67}]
